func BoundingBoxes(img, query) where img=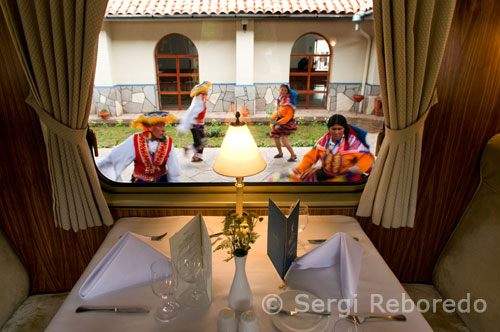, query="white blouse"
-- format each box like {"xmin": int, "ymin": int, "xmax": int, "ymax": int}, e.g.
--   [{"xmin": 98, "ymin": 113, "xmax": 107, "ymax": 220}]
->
[{"xmin": 177, "ymin": 95, "xmax": 205, "ymax": 133}]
